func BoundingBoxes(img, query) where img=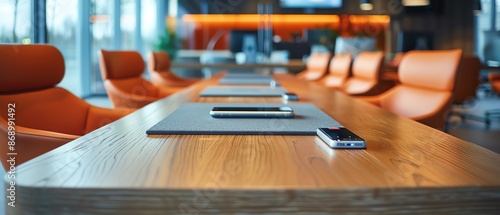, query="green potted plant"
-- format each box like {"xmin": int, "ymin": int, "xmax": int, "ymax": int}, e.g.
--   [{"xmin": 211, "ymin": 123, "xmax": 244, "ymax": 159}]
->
[{"xmin": 153, "ymin": 29, "xmax": 179, "ymax": 60}]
